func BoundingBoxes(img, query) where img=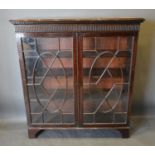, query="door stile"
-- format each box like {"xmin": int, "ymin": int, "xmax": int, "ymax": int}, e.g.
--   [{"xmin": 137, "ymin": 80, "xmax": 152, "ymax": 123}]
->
[
  {"xmin": 73, "ymin": 33, "xmax": 79, "ymax": 126},
  {"xmin": 77, "ymin": 34, "xmax": 84, "ymax": 127}
]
